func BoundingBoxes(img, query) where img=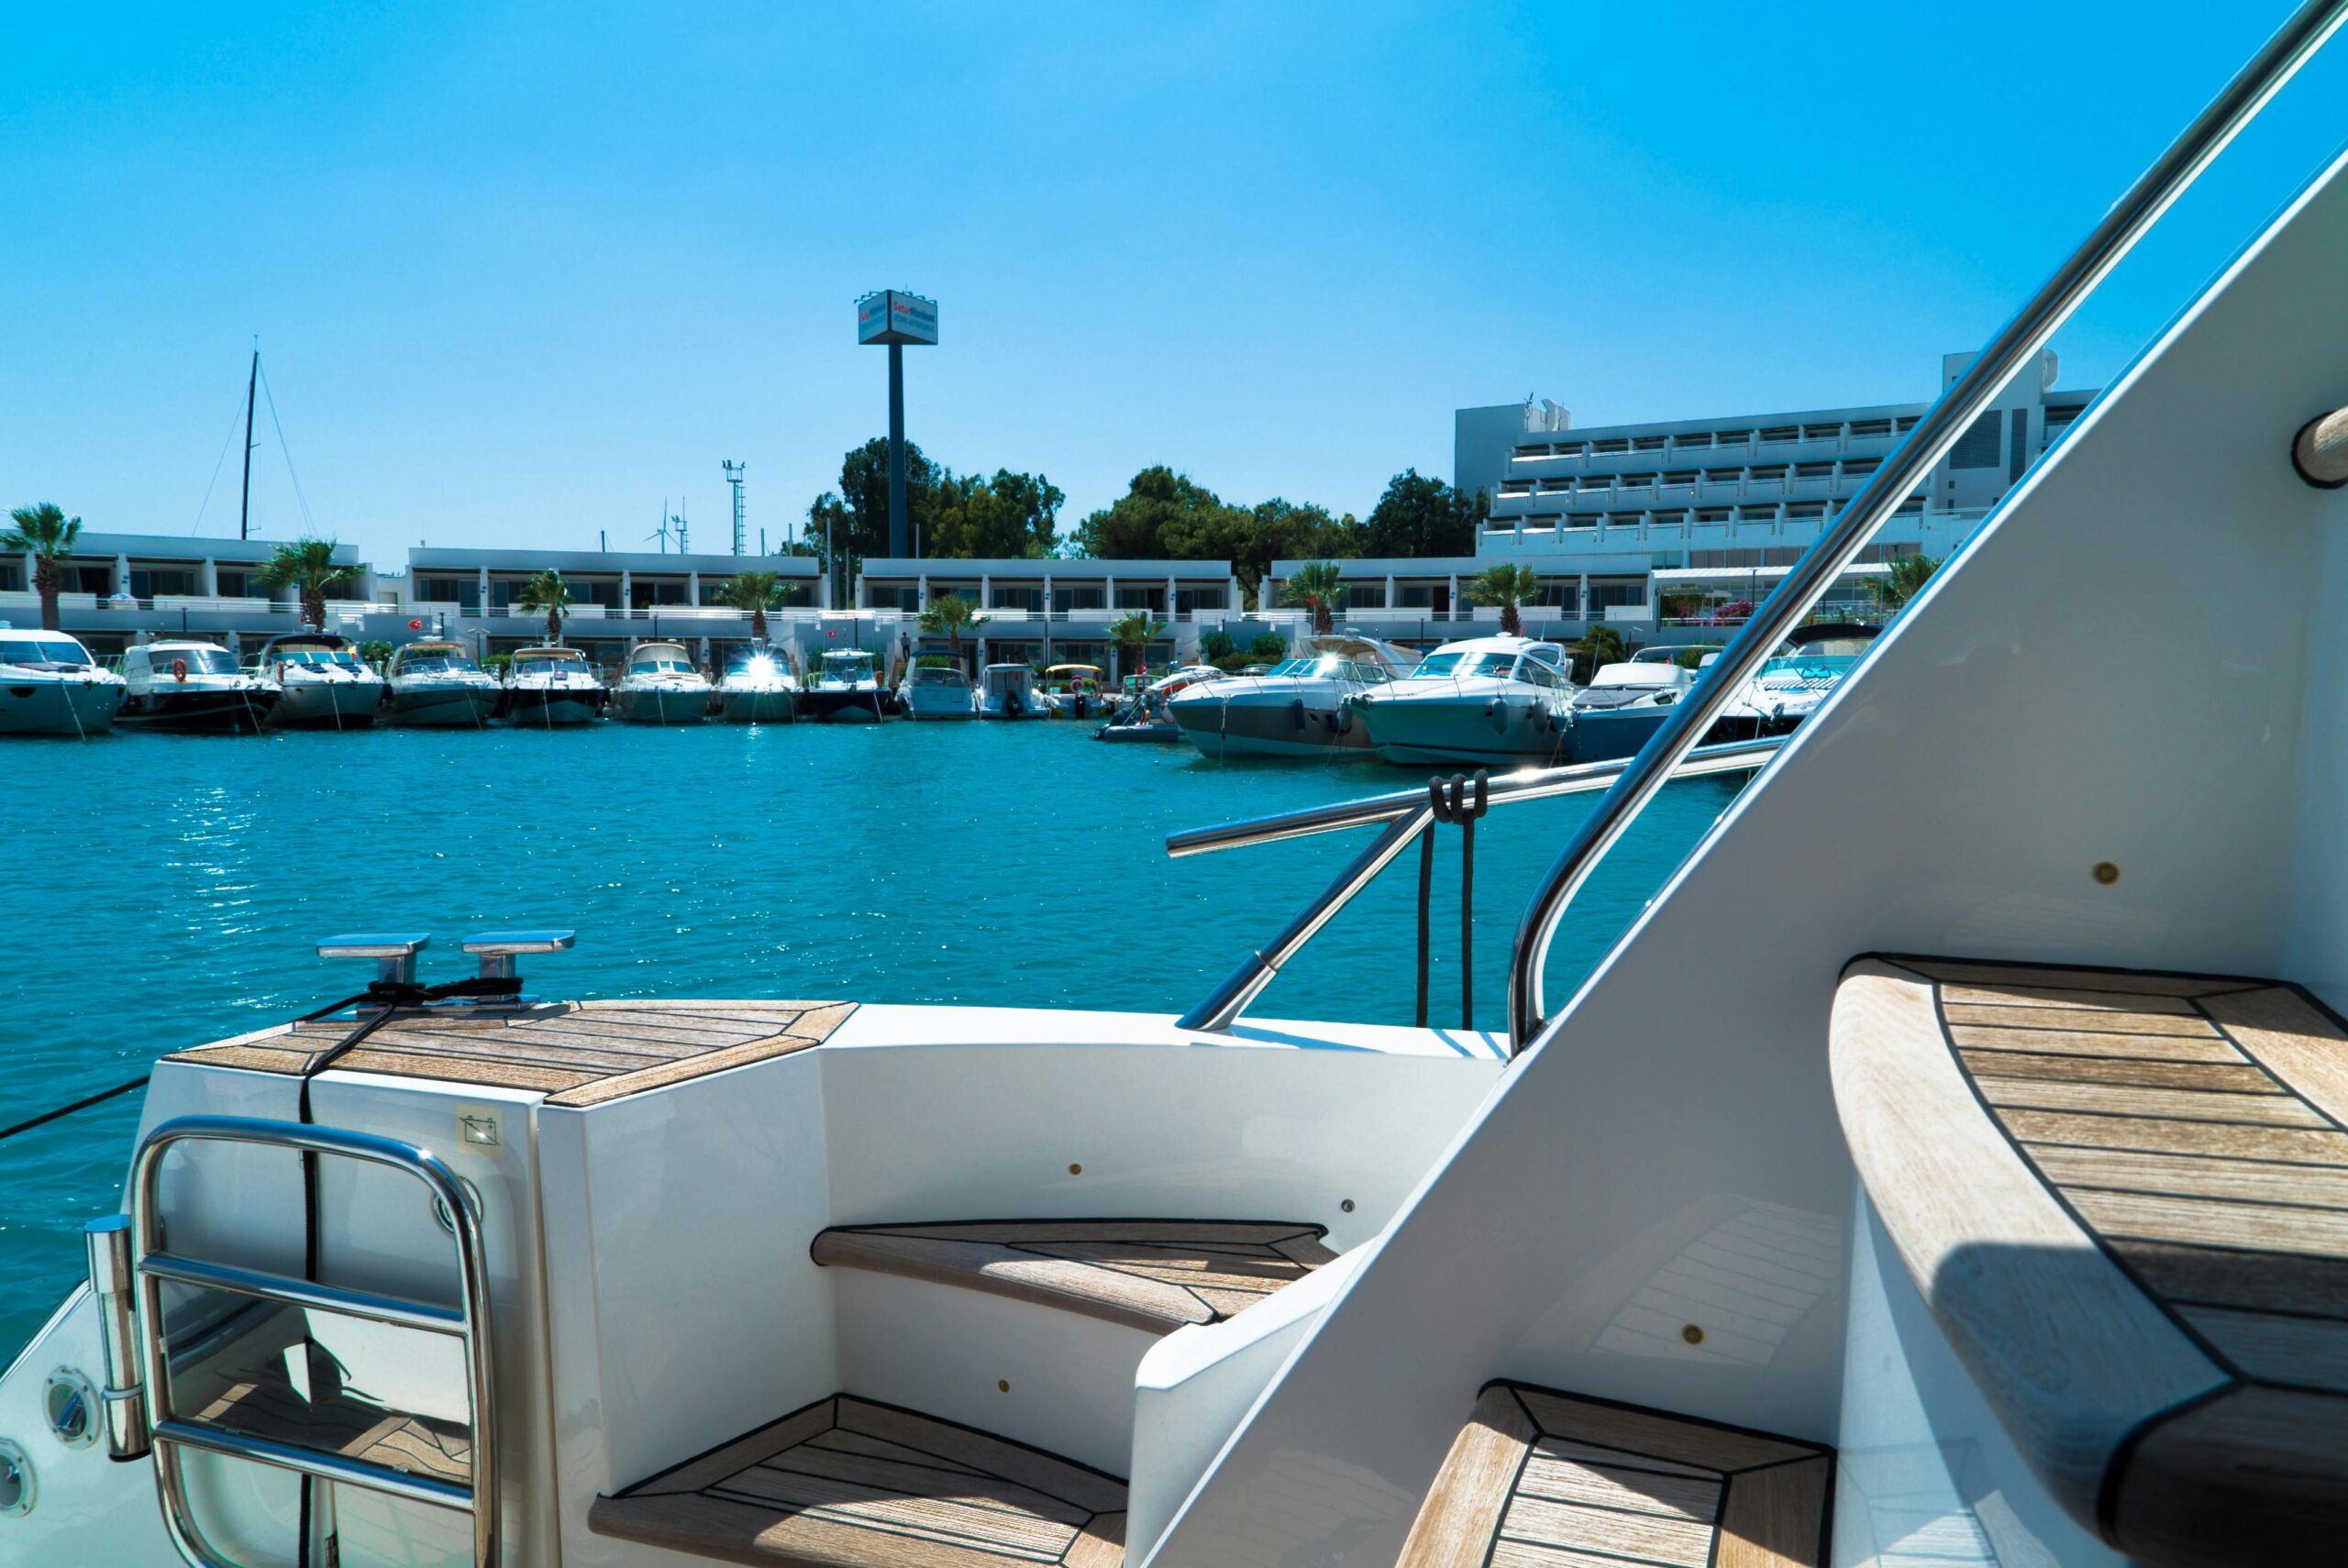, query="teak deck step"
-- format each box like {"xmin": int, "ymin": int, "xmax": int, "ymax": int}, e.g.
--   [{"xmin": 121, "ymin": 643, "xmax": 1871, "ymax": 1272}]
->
[
  {"xmin": 589, "ymin": 1395, "xmax": 1125, "ymax": 1567},
  {"xmin": 1833, "ymin": 956, "xmax": 2348, "ymax": 1566},
  {"xmin": 808, "ymin": 1220, "xmax": 1336, "ymax": 1334},
  {"xmin": 164, "ymin": 999, "xmax": 856, "ymax": 1105},
  {"xmin": 1398, "ymin": 1383, "xmax": 1831, "ymax": 1568},
  {"xmin": 195, "ymin": 1355, "xmax": 471, "ymax": 1487}
]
